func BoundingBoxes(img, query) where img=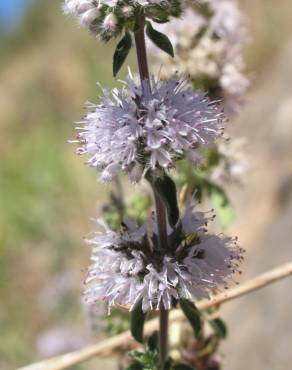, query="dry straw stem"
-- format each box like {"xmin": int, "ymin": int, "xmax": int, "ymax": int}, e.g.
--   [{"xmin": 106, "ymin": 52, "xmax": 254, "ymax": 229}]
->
[{"xmin": 18, "ymin": 262, "xmax": 292, "ymax": 370}]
